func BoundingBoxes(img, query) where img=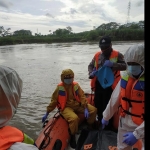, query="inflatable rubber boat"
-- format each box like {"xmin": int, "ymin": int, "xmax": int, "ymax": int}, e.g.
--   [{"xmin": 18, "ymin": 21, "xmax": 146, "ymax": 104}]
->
[{"xmin": 35, "ymin": 93, "xmax": 142, "ymax": 150}]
